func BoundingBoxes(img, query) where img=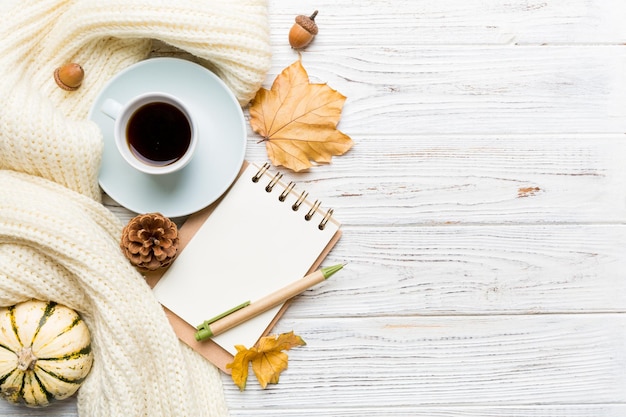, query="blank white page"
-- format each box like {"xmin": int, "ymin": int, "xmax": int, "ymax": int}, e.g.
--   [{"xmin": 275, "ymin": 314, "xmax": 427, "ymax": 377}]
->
[{"xmin": 152, "ymin": 163, "xmax": 341, "ymax": 355}]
